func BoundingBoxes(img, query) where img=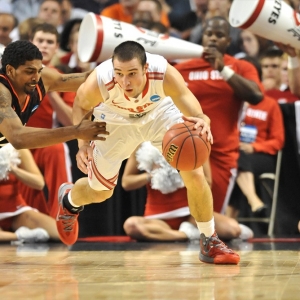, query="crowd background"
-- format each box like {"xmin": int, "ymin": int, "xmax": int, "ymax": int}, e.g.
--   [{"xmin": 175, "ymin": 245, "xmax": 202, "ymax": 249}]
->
[{"xmin": 1, "ymin": 0, "xmax": 300, "ymax": 240}]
